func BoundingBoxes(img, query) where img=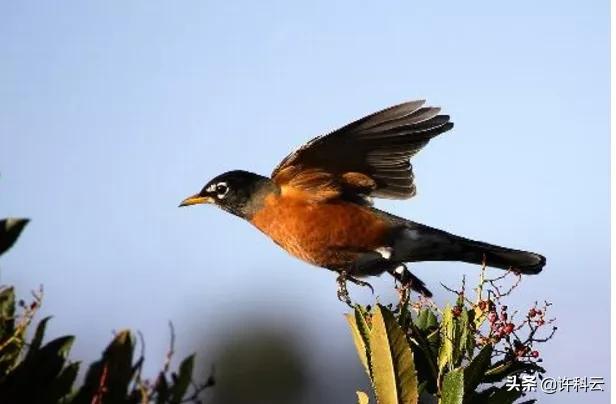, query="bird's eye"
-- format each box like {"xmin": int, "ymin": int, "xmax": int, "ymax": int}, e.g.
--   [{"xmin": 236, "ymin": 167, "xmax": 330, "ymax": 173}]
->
[{"xmin": 215, "ymin": 183, "xmax": 229, "ymax": 198}]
